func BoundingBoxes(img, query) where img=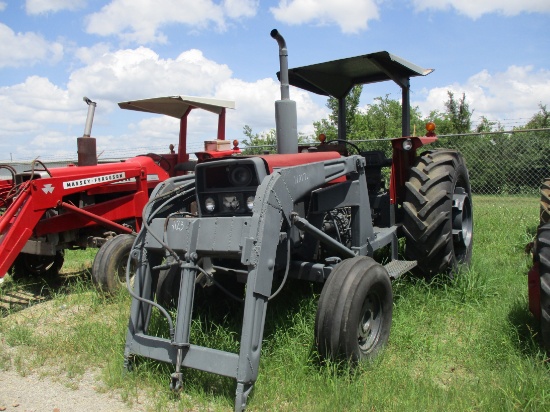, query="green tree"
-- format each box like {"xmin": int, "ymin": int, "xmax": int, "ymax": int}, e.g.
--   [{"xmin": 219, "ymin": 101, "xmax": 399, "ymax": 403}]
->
[
  {"xmin": 475, "ymin": 115, "xmax": 503, "ymax": 133},
  {"xmin": 240, "ymin": 125, "xmax": 312, "ymax": 154},
  {"xmin": 240, "ymin": 125, "xmax": 277, "ymax": 154},
  {"xmin": 312, "ymin": 118, "xmax": 338, "ymax": 141},
  {"xmin": 523, "ymin": 103, "xmax": 550, "ymax": 129},
  {"xmin": 313, "ymin": 85, "xmax": 363, "ymax": 141},
  {"xmin": 314, "ymin": 93, "xmax": 424, "ymax": 142},
  {"xmin": 326, "ymin": 85, "xmax": 363, "ymax": 136},
  {"xmin": 431, "ymin": 91, "xmax": 473, "ymax": 134},
  {"xmin": 357, "ymin": 94, "xmax": 424, "ymax": 139}
]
